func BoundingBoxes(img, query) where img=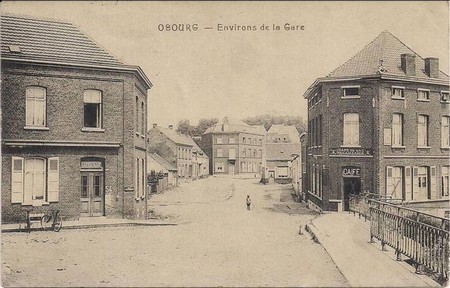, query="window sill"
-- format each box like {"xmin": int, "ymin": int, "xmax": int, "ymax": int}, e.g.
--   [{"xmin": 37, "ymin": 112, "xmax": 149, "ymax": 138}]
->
[
  {"xmin": 82, "ymin": 127, "xmax": 105, "ymax": 133},
  {"xmin": 22, "ymin": 201, "xmax": 49, "ymax": 206},
  {"xmin": 391, "ymin": 97, "xmax": 405, "ymax": 100},
  {"xmin": 440, "ymin": 101, "xmax": 449, "ymax": 104},
  {"xmin": 135, "ymin": 132, "xmax": 141, "ymax": 137},
  {"xmin": 391, "ymin": 145, "xmax": 406, "ymax": 149},
  {"xmin": 140, "ymin": 135, "xmax": 145, "ymax": 139},
  {"xmin": 24, "ymin": 126, "xmax": 49, "ymax": 131},
  {"xmin": 441, "ymin": 147, "xmax": 450, "ymax": 150},
  {"xmin": 417, "ymin": 99, "xmax": 430, "ymax": 102},
  {"xmin": 341, "ymin": 96, "xmax": 360, "ymax": 99},
  {"xmin": 340, "ymin": 145, "xmax": 361, "ymax": 148},
  {"xmin": 417, "ymin": 146, "xmax": 431, "ymax": 149}
]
